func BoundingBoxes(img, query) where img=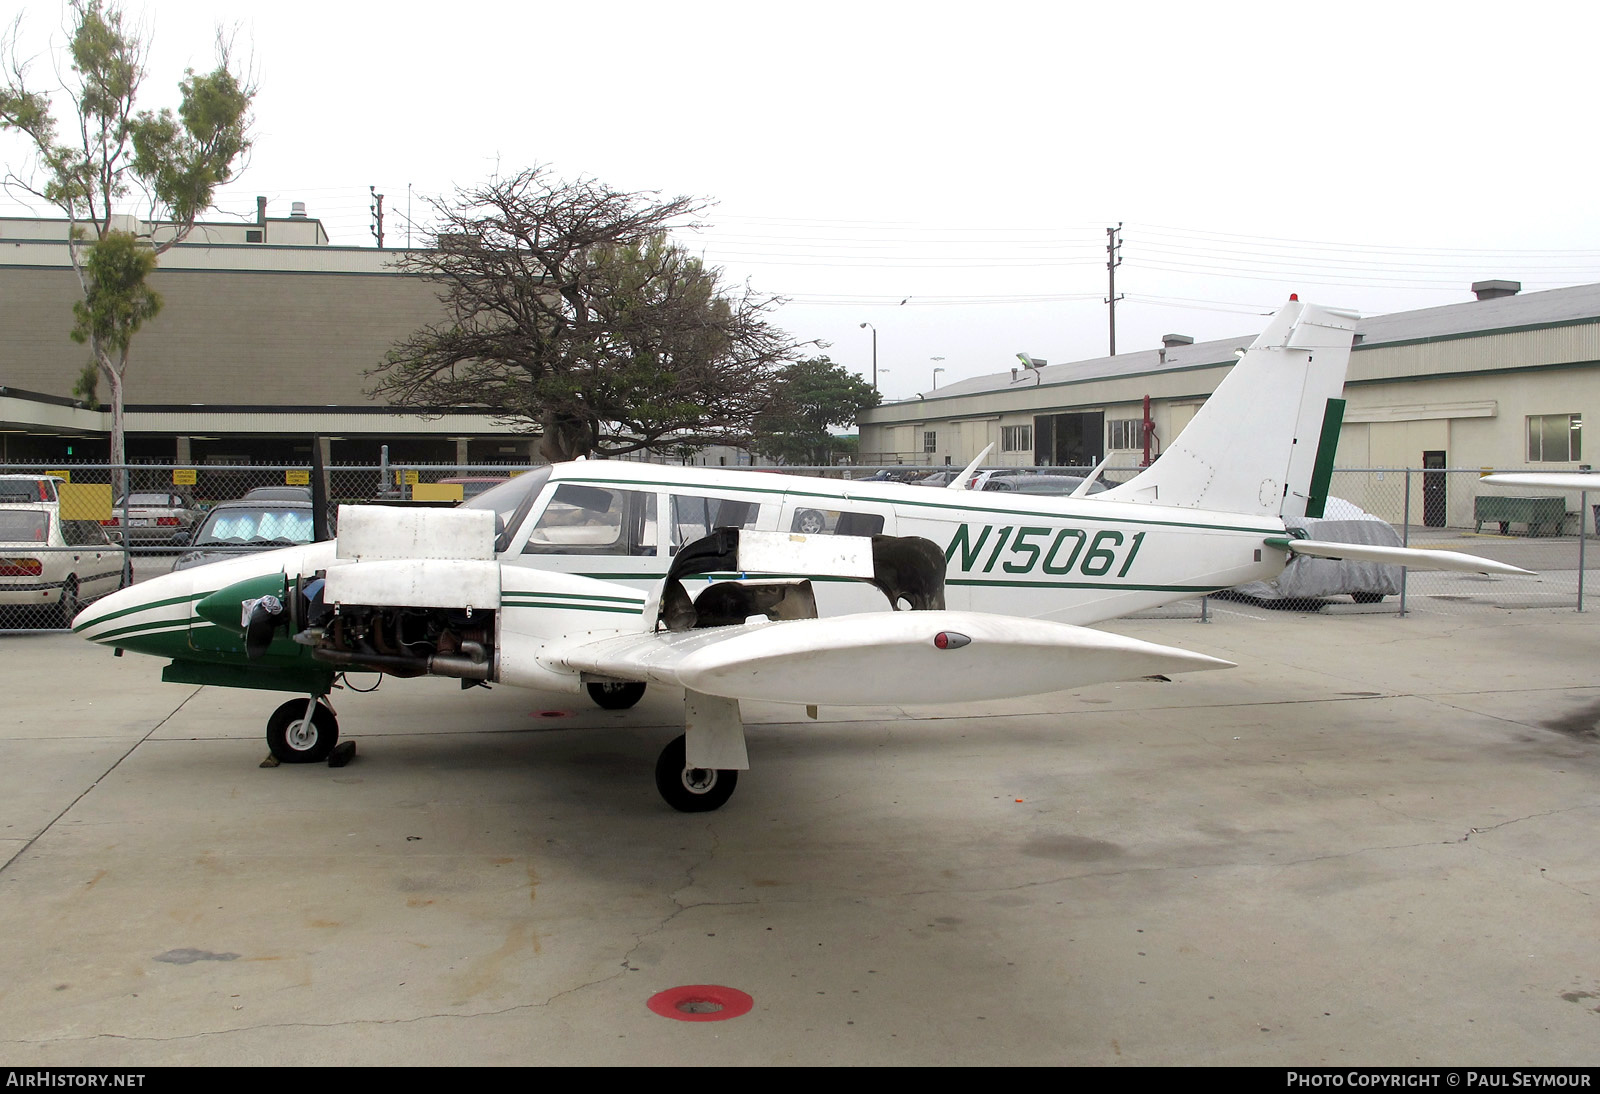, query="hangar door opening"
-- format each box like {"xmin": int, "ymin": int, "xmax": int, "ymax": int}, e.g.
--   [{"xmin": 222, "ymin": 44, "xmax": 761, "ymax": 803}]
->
[{"xmin": 1034, "ymin": 412, "xmax": 1104, "ymax": 468}]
